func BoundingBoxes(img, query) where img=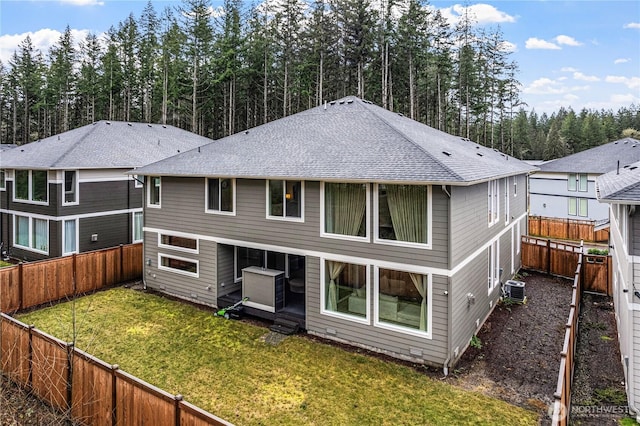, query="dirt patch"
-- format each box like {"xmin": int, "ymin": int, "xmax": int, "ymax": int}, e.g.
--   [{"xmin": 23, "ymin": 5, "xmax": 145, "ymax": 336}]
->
[{"xmin": 0, "ymin": 377, "xmax": 73, "ymax": 425}]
